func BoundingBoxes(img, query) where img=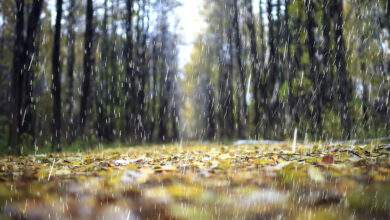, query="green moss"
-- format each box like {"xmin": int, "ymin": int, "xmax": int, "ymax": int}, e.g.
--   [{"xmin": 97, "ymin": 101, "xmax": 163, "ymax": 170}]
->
[
  {"xmin": 278, "ymin": 162, "xmax": 309, "ymax": 186},
  {"xmin": 347, "ymin": 184, "xmax": 390, "ymax": 214}
]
